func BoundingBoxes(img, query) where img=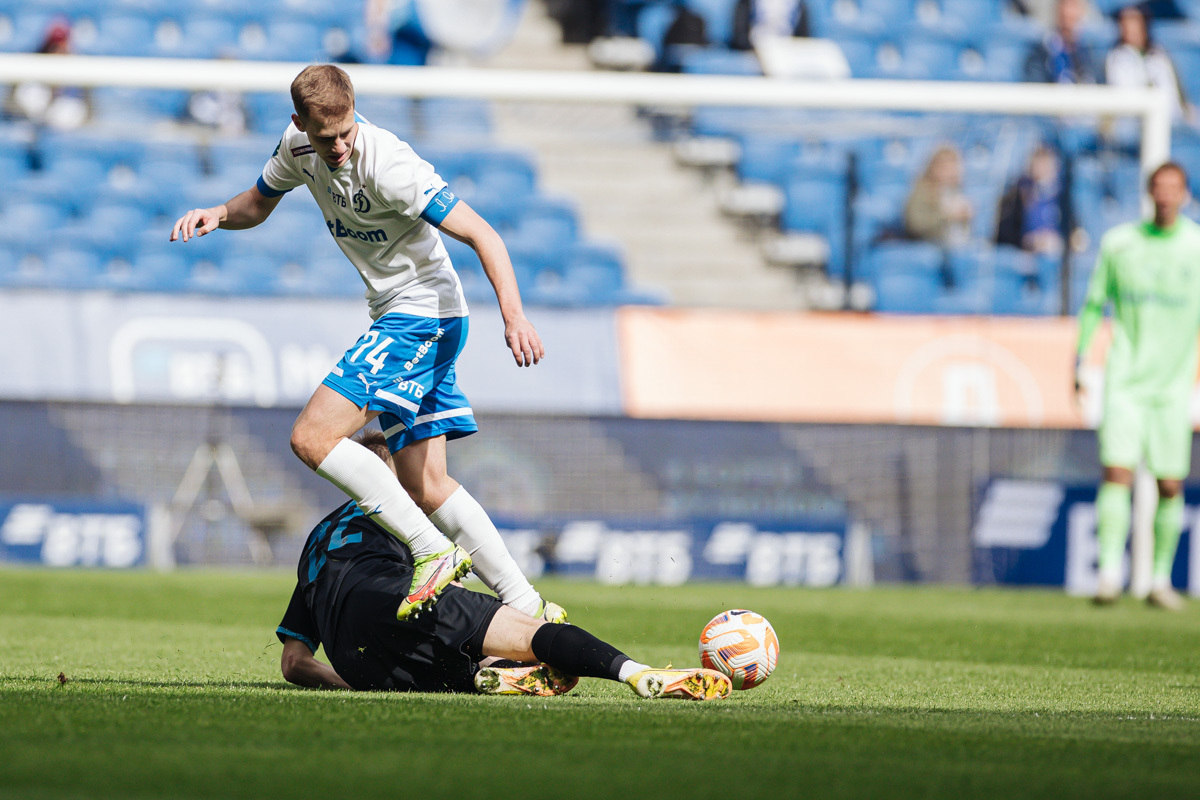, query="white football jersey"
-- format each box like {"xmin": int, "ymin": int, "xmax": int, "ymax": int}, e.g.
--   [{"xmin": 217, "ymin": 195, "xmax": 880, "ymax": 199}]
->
[{"xmin": 258, "ymin": 115, "xmax": 468, "ymax": 320}]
